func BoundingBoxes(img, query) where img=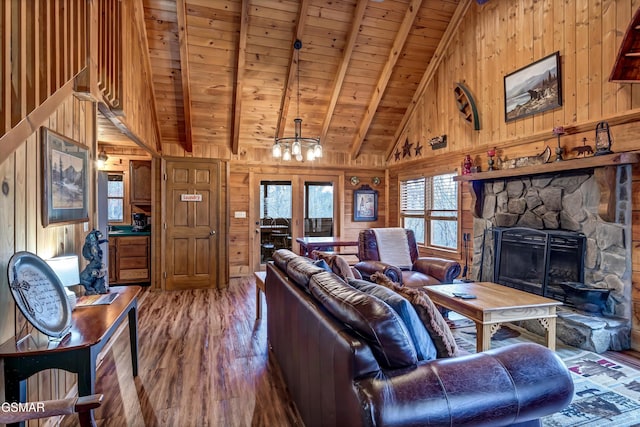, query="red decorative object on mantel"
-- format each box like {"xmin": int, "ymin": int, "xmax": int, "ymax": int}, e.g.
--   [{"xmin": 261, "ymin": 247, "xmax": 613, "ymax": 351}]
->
[
  {"xmin": 487, "ymin": 147, "xmax": 496, "ymax": 170},
  {"xmin": 463, "ymin": 154, "xmax": 473, "ymax": 175}
]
